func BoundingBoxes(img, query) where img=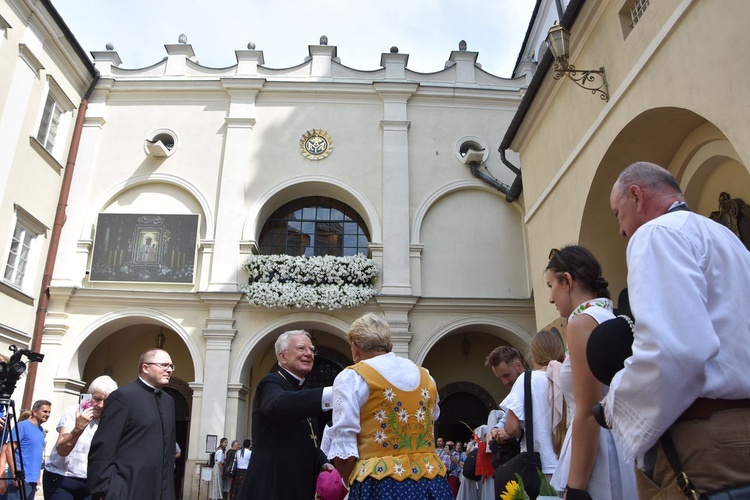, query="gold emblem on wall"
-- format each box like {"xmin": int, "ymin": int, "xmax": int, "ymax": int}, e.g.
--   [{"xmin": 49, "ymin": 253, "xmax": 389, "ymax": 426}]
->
[{"xmin": 300, "ymin": 129, "xmax": 334, "ymax": 160}]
